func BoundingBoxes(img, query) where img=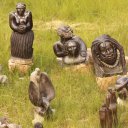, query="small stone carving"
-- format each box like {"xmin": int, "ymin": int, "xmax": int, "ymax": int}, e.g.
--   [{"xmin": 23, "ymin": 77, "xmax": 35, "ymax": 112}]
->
[
  {"xmin": 53, "ymin": 25, "xmax": 87, "ymax": 65},
  {"xmin": 8, "ymin": 2, "xmax": 34, "ymax": 73},
  {"xmin": 29, "ymin": 68, "xmax": 55, "ymax": 126},
  {"xmin": 91, "ymin": 34, "xmax": 126, "ymax": 77},
  {"xmin": 0, "ymin": 65, "xmax": 8, "ymax": 84},
  {"xmin": 115, "ymin": 77, "xmax": 128, "ymax": 106},
  {"xmin": 34, "ymin": 122, "xmax": 43, "ymax": 128},
  {"xmin": 99, "ymin": 87, "xmax": 118, "ymax": 128},
  {"xmin": 0, "ymin": 117, "xmax": 22, "ymax": 128}
]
